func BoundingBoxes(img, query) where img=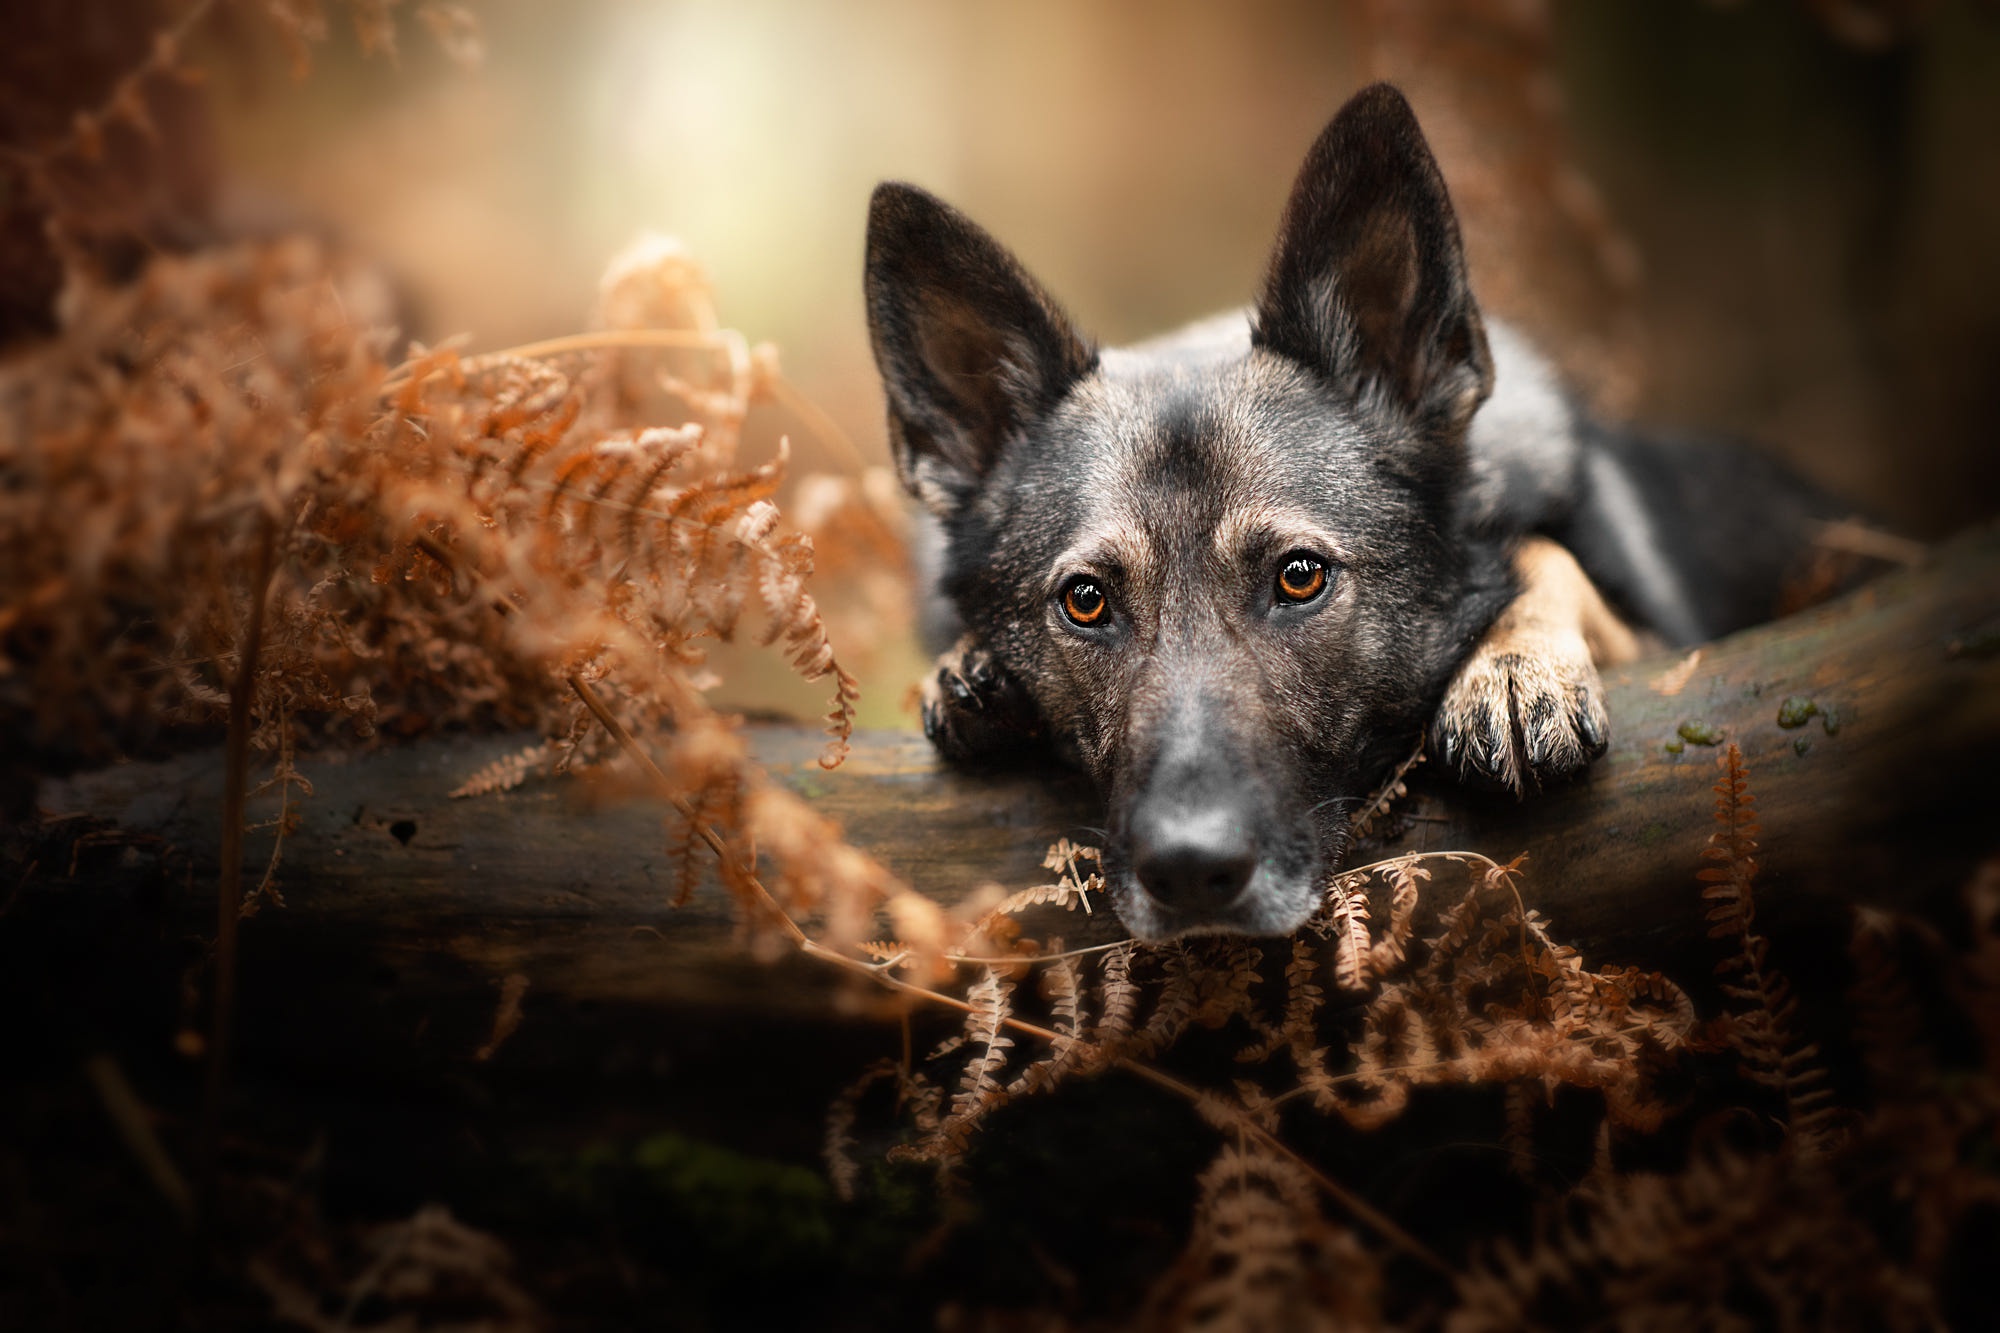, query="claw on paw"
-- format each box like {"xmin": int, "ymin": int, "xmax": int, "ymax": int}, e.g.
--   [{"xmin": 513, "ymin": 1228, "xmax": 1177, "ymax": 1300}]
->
[
  {"xmin": 920, "ymin": 636, "xmax": 1044, "ymax": 764},
  {"xmin": 1432, "ymin": 641, "xmax": 1609, "ymax": 796}
]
